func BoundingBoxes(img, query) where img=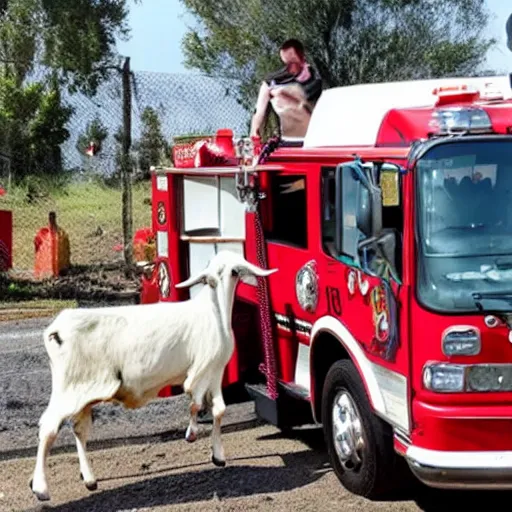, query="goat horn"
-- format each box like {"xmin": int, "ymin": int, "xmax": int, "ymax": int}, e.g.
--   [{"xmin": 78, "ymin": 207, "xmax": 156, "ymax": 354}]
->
[
  {"xmin": 238, "ymin": 261, "xmax": 278, "ymax": 278},
  {"xmin": 175, "ymin": 270, "xmax": 212, "ymax": 289}
]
